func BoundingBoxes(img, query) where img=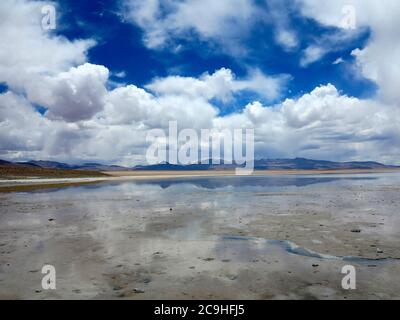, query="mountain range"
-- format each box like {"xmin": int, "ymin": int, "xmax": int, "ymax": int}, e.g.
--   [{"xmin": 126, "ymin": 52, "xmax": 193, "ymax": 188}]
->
[
  {"xmin": 0, "ymin": 159, "xmax": 128, "ymax": 171},
  {"xmin": 1, "ymin": 158, "xmax": 398, "ymax": 171}
]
